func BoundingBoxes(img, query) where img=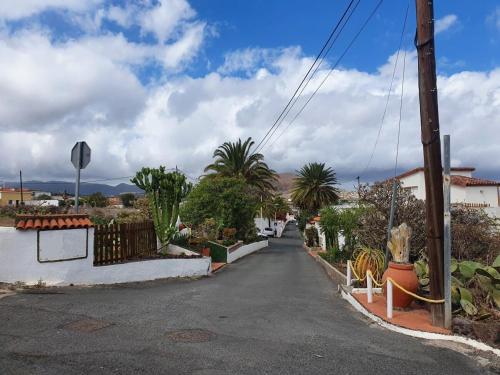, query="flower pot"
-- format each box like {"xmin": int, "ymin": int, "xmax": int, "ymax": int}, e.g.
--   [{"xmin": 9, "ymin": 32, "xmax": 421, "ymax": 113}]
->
[
  {"xmin": 382, "ymin": 262, "xmax": 418, "ymax": 309},
  {"xmin": 201, "ymin": 247, "xmax": 210, "ymax": 257}
]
